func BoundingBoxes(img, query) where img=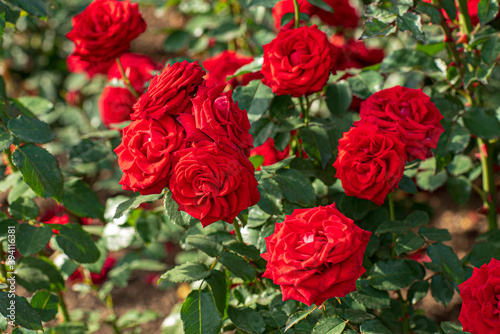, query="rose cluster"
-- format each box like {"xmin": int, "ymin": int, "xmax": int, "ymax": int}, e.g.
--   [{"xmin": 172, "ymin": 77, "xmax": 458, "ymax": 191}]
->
[
  {"xmin": 114, "ymin": 61, "xmax": 260, "ymax": 227},
  {"xmin": 66, "ymin": 0, "xmax": 161, "ymax": 128},
  {"xmin": 334, "ymin": 86, "xmax": 444, "ymax": 205},
  {"xmin": 261, "ymin": 204, "xmax": 371, "ymax": 306}
]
